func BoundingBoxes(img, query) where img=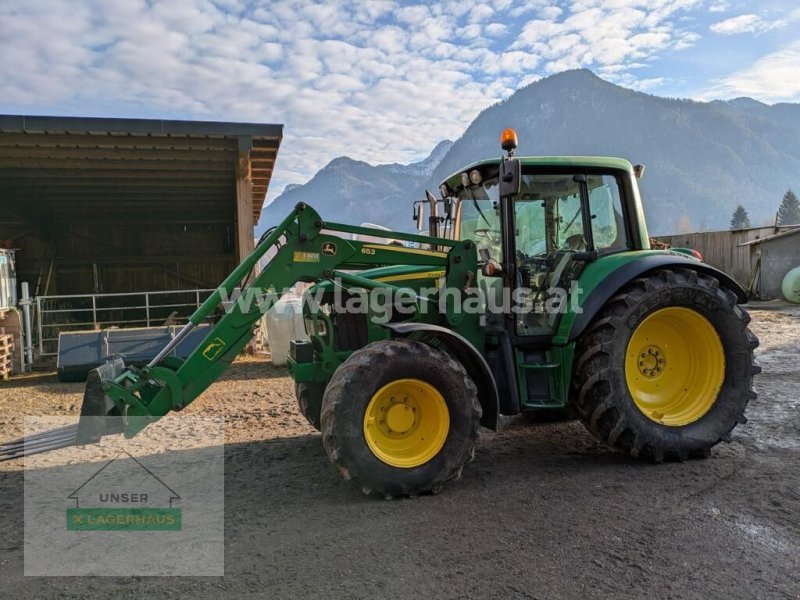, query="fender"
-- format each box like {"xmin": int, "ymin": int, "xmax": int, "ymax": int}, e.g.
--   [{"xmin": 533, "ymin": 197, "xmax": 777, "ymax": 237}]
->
[
  {"xmin": 568, "ymin": 253, "xmax": 748, "ymax": 342},
  {"xmin": 384, "ymin": 322, "xmax": 500, "ymax": 430}
]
